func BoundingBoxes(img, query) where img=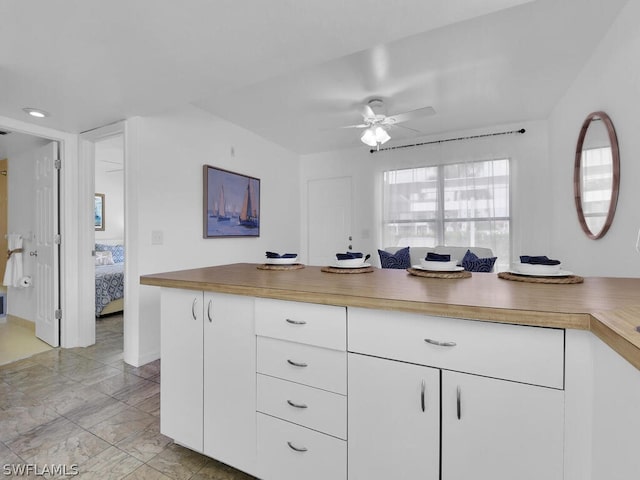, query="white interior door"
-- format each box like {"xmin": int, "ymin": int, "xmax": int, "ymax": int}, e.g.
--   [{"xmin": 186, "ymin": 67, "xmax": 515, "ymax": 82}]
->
[
  {"xmin": 35, "ymin": 141, "xmax": 60, "ymax": 347},
  {"xmin": 307, "ymin": 177, "xmax": 352, "ymax": 266}
]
